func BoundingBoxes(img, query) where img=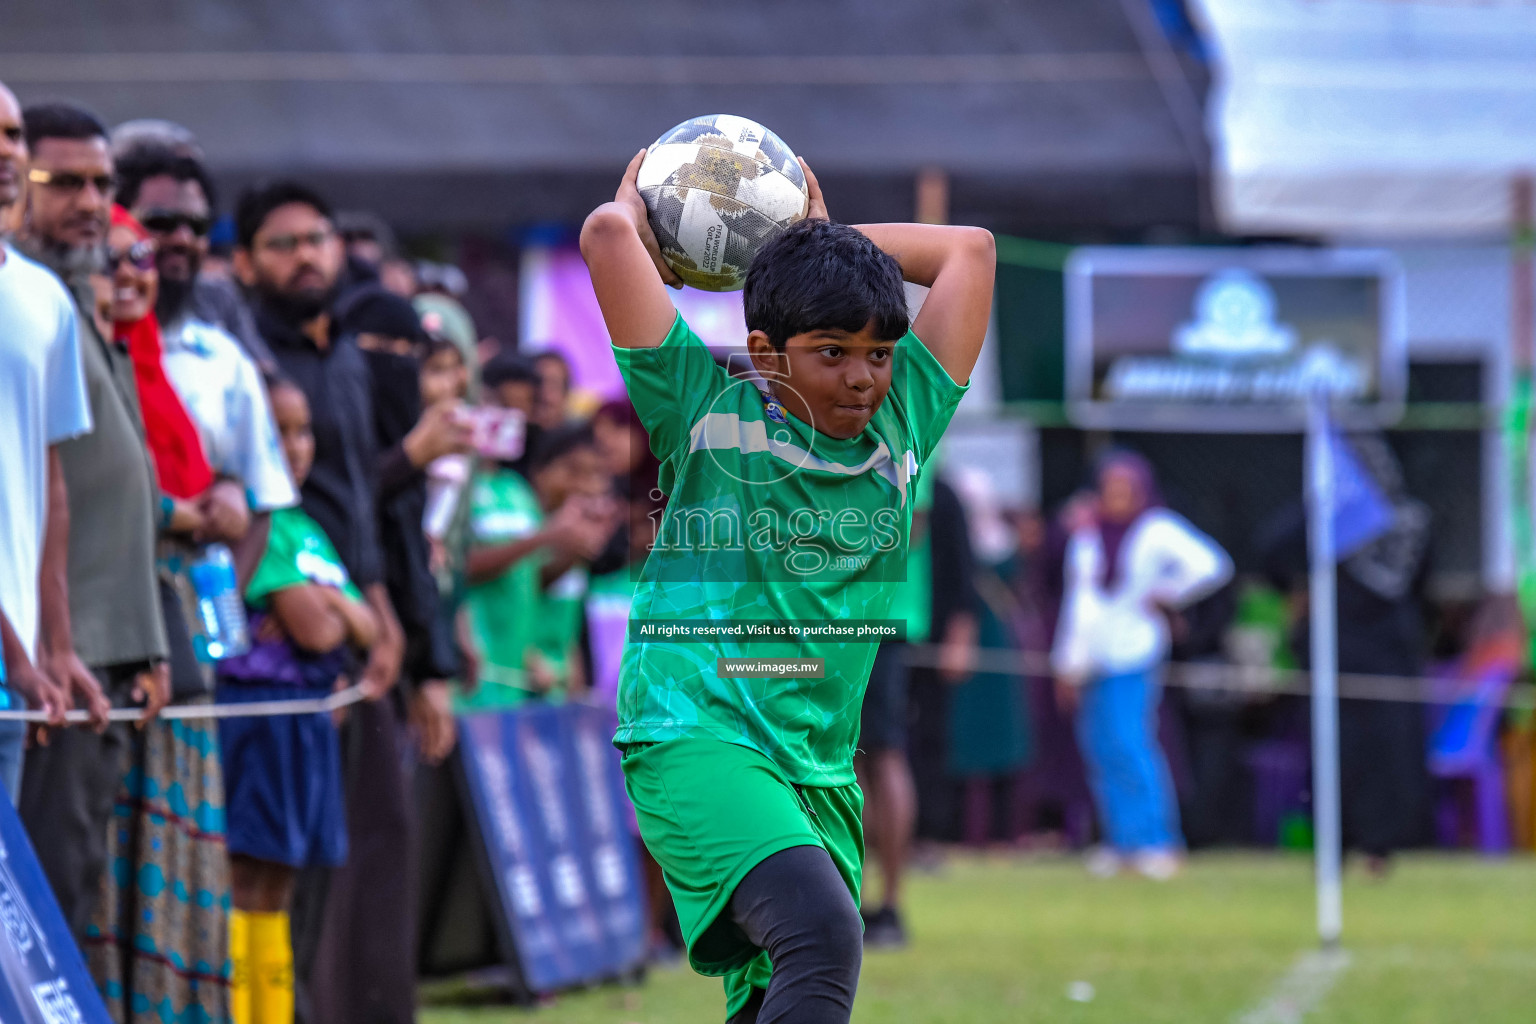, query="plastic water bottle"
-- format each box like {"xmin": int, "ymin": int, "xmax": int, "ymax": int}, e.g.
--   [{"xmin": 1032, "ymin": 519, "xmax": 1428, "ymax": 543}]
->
[{"xmin": 187, "ymin": 543, "xmax": 251, "ymax": 661}]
